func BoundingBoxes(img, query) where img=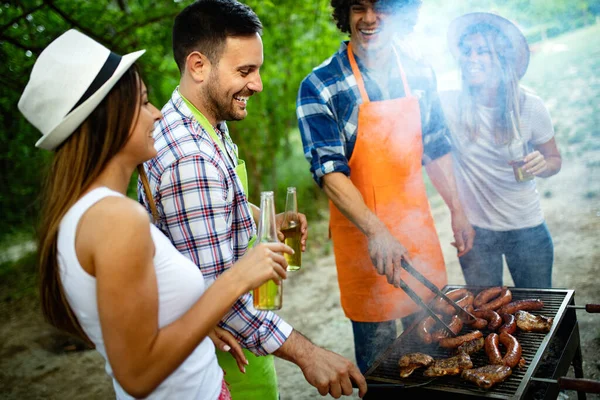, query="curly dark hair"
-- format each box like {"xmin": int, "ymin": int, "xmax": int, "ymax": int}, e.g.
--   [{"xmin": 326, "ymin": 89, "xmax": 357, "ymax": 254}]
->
[{"xmin": 331, "ymin": 0, "xmax": 423, "ymax": 35}]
